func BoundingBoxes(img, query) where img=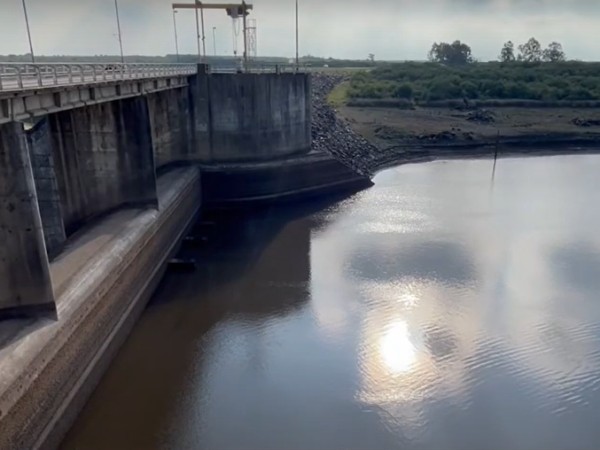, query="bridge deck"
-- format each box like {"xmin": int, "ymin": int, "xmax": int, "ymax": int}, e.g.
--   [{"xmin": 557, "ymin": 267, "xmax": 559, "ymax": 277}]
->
[{"xmin": 0, "ymin": 63, "xmax": 197, "ymax": 93}]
